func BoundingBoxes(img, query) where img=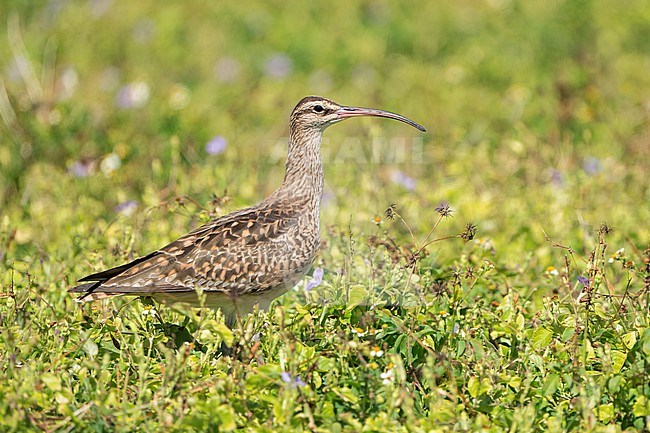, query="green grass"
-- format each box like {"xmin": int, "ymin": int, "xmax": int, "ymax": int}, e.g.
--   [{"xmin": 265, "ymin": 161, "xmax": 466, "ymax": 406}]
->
[{"xmin": 1, "ymin": 1, "xmax": 649, "ymax": 431}]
